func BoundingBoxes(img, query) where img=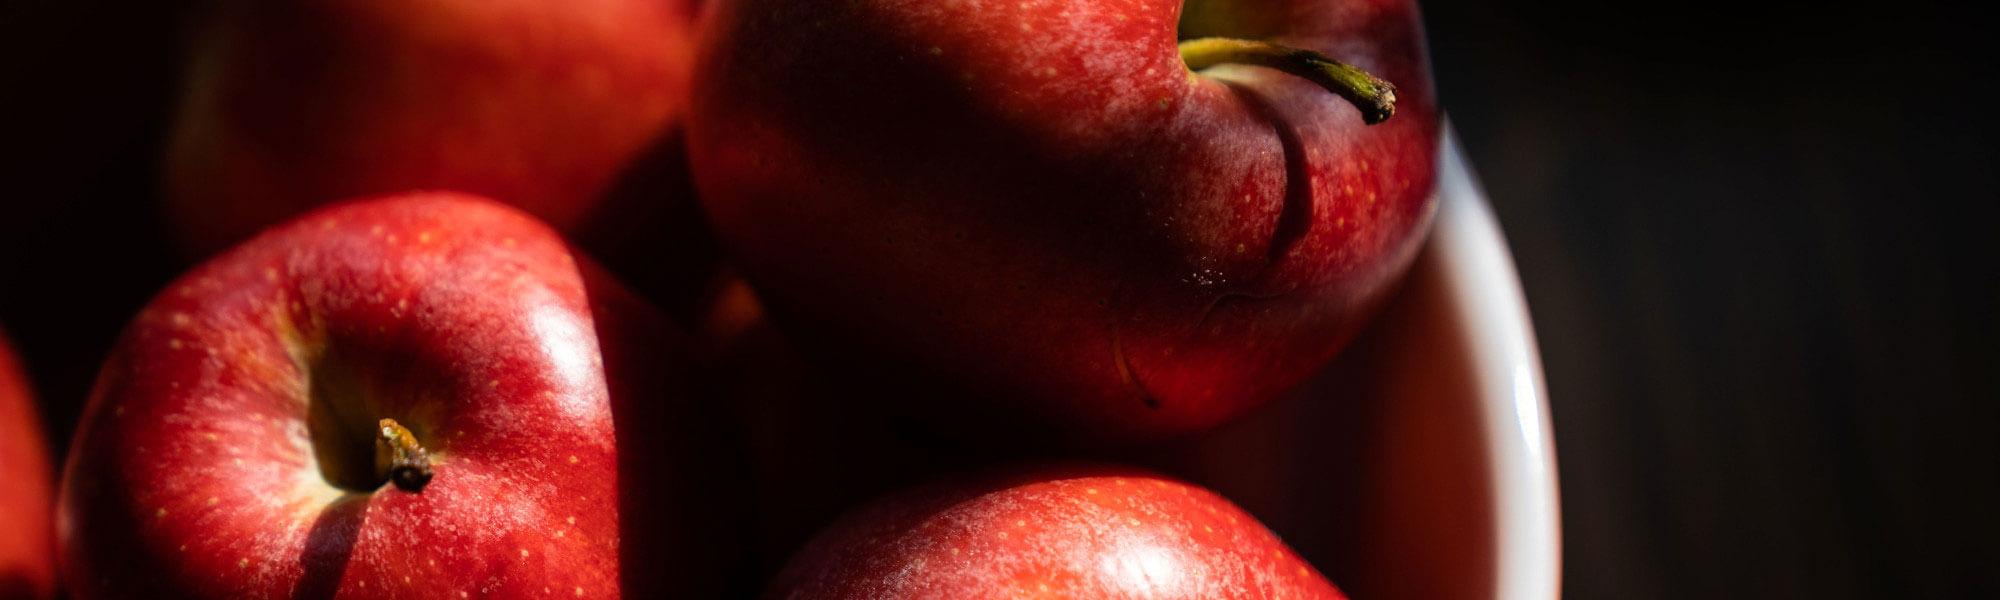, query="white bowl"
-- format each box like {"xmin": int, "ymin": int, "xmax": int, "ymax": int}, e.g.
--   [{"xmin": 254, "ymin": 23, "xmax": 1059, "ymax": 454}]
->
[{"xmin": 1164, "ymin": 127, "xmax": 1561, "ymax": 600}]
